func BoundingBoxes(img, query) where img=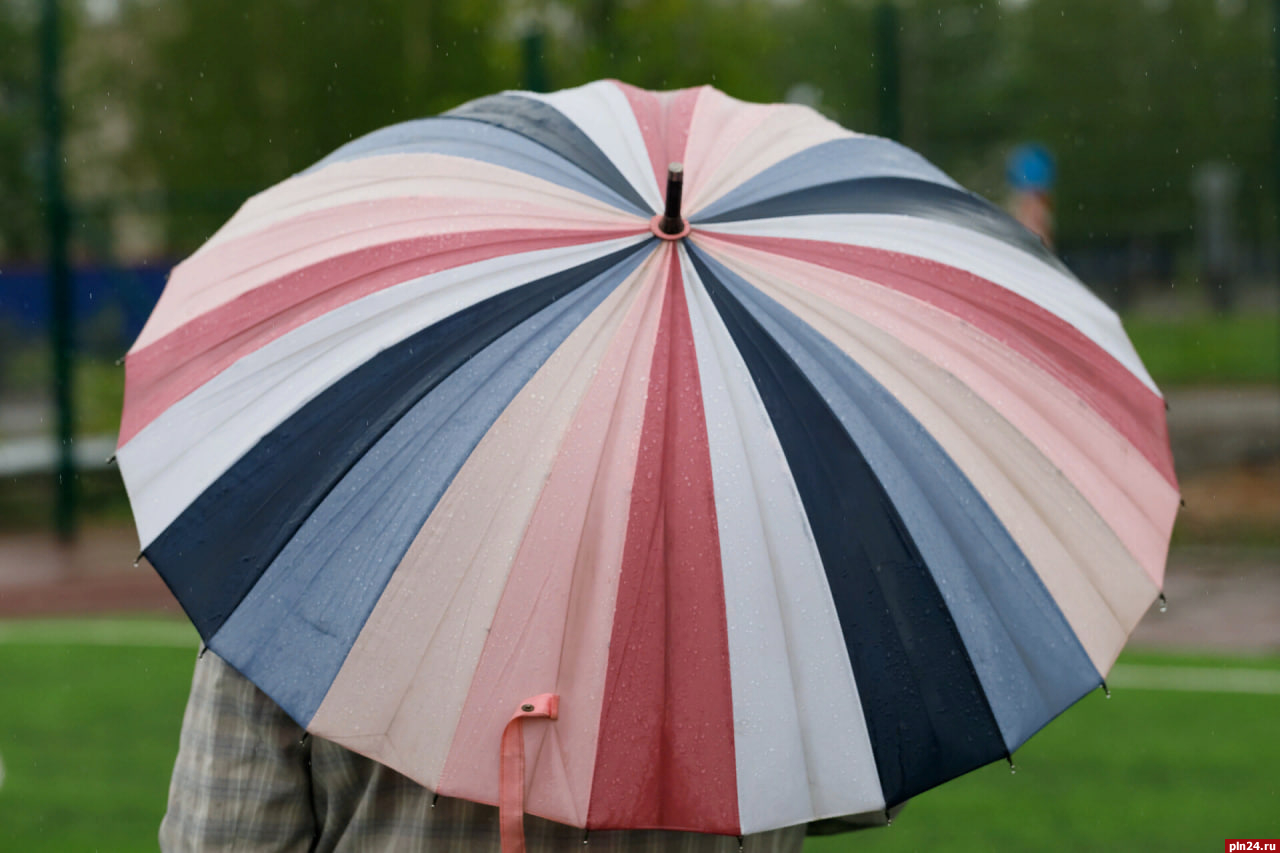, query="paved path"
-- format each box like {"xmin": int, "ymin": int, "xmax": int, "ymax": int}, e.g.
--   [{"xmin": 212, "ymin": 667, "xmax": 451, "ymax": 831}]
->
[
  {"xmin": 1129, "ymin": 547, "xmax": 1280, "ymax": 653},
  {"xmin": 1165, "ymin": 387, "xmax": 1280, "ymax": 476},
  {"xmin": 0, "ymin": 524, "xmax": 178, "ymax": 617}
]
